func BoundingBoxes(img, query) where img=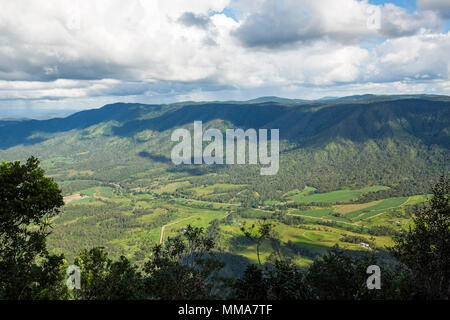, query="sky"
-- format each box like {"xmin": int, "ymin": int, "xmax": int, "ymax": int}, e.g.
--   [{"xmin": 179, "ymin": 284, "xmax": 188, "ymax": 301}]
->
[{"xmin": 0, "ymin": 0, "xmax": 449, "ymax": 118}]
